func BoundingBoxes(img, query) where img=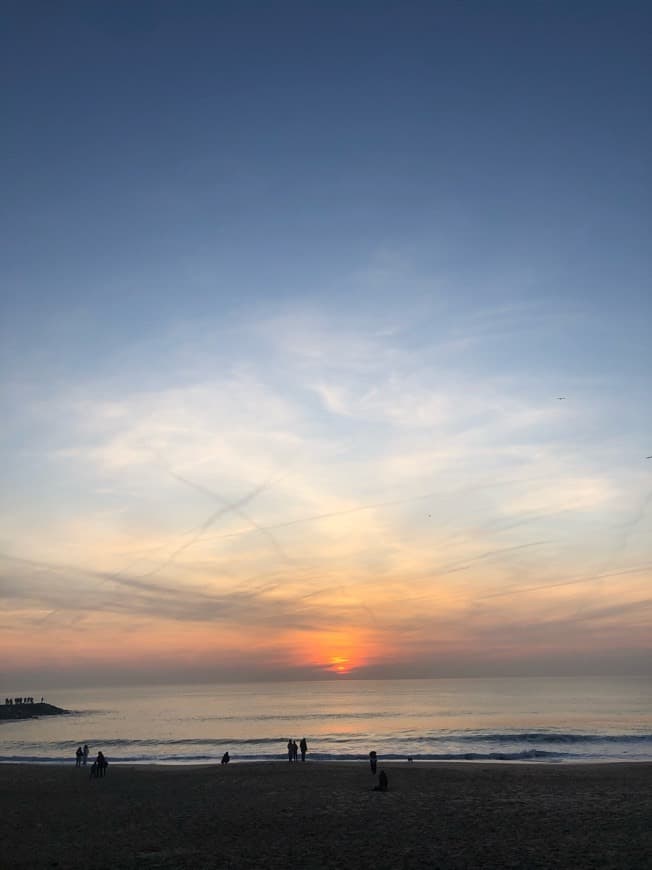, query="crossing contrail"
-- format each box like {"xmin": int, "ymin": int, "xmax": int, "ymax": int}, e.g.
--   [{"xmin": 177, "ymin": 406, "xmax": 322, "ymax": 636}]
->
[
  {"xmin": 131, "ymin": 475, "xmax": 280, "ymax": 581},
  {"xmin": 161, "ymin": 465, "xmax": 292, "ymax": 563}
]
